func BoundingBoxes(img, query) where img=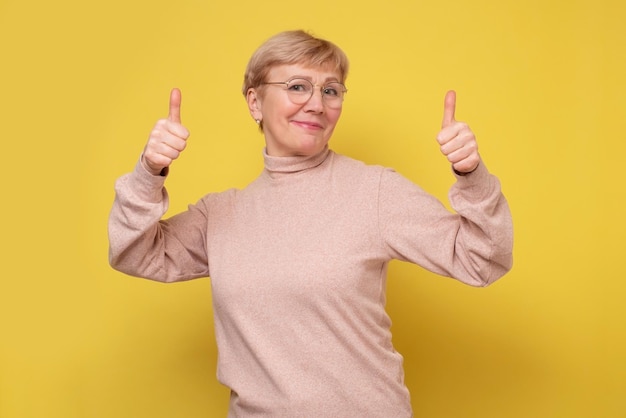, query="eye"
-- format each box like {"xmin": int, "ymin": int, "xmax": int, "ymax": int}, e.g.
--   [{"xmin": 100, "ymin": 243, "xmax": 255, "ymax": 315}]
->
[
  {"xmin": 323, "ymin": 83, "xmax": 344, "ymax": 97},
  {"xmin": 323, "ymin": 87, "xmax": 339, "ymax": 97},
  {"xmin": 286, "ymin": 79, "xmax": 312, "ymax": 94}
]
